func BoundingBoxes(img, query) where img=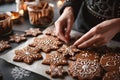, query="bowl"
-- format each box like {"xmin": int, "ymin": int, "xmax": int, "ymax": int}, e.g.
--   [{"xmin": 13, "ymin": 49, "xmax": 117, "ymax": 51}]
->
[
  {"xmin": 0, "ymin": 11, "xmax": 13, "ymax": 37},
  {"xmin": 27, "ymin": 1, "xmax": 54, "ymax": 27}
]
